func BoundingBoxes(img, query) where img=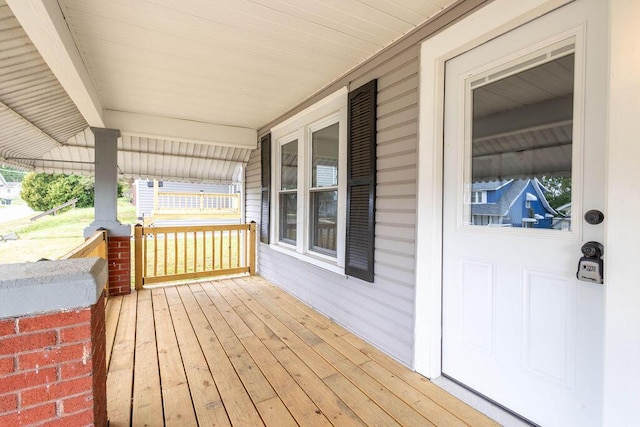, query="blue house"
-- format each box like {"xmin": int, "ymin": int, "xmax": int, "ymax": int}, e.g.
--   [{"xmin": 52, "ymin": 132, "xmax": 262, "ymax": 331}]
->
[{"xmin": 470, "ymin": 178, "xmax": 557, "ymax": 228}]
